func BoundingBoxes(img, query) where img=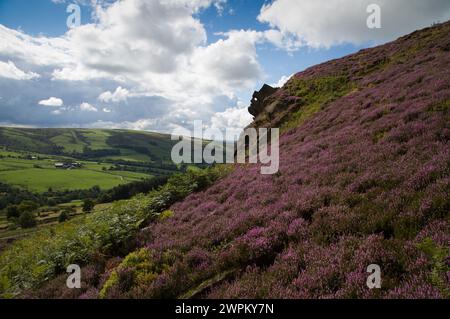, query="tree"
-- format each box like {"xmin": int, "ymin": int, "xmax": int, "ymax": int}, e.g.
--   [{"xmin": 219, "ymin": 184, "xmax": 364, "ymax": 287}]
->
[
  {"xmin": 82, "ymin": 199, "xmax": 95, "ymax": 213},
  {"xmin": 58, "ymin": 210, "xmax": 69, "ymax": 223},
  {"xmin": 63, "ymin": 206, "xmax": 76, "ymax": 215},
  {"xmin": 98, "ymin": 193, "xmax": 111, "ymax": 203},
  {"xmin": 18, "ymin": 200, "xmax": 38, "ymax": 213},
  {"xmin": 91, "ymin": 185, "xmax": 101, "ymax": 195},
  {"xmin": 47, "ymin": 199, "xmax": 57, "ymax": 207},
  {"xmin": 6, "ymin": 205, "xmax": 20, "ymax": 219},
  {"xmin": 18, "ymin": 211, "xmax": 37, "ymax": 229}
]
